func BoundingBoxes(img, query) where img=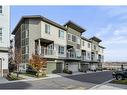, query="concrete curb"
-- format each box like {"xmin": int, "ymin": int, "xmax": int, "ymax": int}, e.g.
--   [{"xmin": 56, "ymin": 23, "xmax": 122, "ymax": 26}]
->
[{"xmin": 89, "ymin": 78, "xmax": 115, "ymax": 90}]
